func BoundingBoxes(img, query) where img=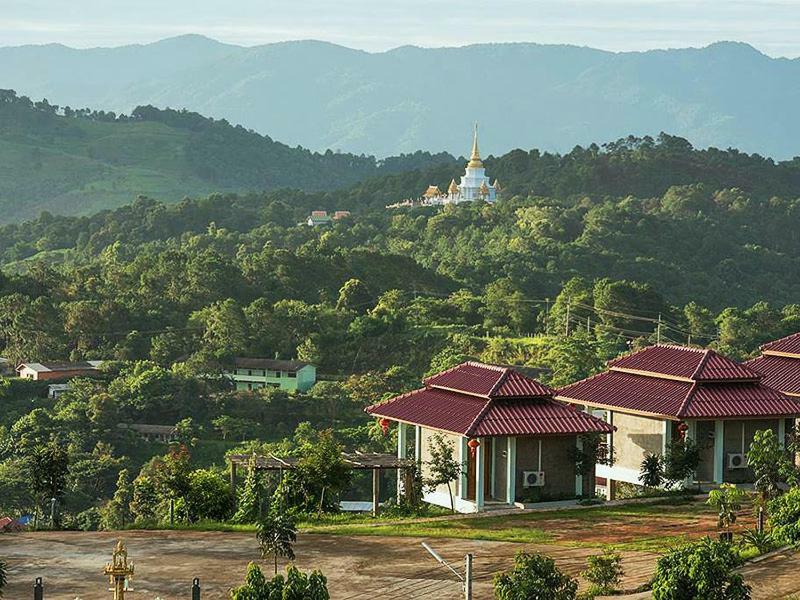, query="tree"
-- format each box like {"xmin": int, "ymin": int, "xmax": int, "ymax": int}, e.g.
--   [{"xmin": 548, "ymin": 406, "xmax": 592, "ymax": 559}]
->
[
  {"xmin": 257, "ymin": 509, "xmax": 298, "ymax": 575},
  {"xmin": 570, "ymin": 433, "xmax": 609, "ymax": 498},
  {"xmin": 0, "ymin": 559, "xmax": 6, "ymax": 598},
  {"xmin": 28, "ymin": 441, "xmax": 69, "ymax": 525},
  {"xmin": 747, "ymin": 429, "xmax": 795, "ymax": 502},
  {"xmin": 233, "ymin": 459, "xmax": 268, "ymax": 524},
  {"xmin": 102, "ymin": 469, "xmax": 134, "ymax": 530},
  {"xmin": 581, "ymin": 548, "xmax": 623, "ymax": 597},
  {"xmin": 424, "ymin": 433, "xmax": 461, "ymax": 514},
  {"xmin": 493, "ymin": 552, "xmax": 577, "ymax": 600},
  {"xmin": 184, "ymin": 469, "xmax": 234, "ymax": 522},
  {"xmin": 767, "ymin": 487, "xmax": 800, "ymax": 544},
  {"xmin": 707, "ymin": 484, "xmax": 747, "ymax": 532},
  {"xmin": 230, "ymin": 563, "xmax": 329, "ymax": 600},
  {"xmin": 335, "ymin": 278, "xmax": 372, "ymax": 312},
  {"xmin": 651, "ymin": 538, "xmax": 750, "ymax": 600},
  {"xmin": 130, "ymin": 475, "xmax": 159, "ymax": 524}
]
